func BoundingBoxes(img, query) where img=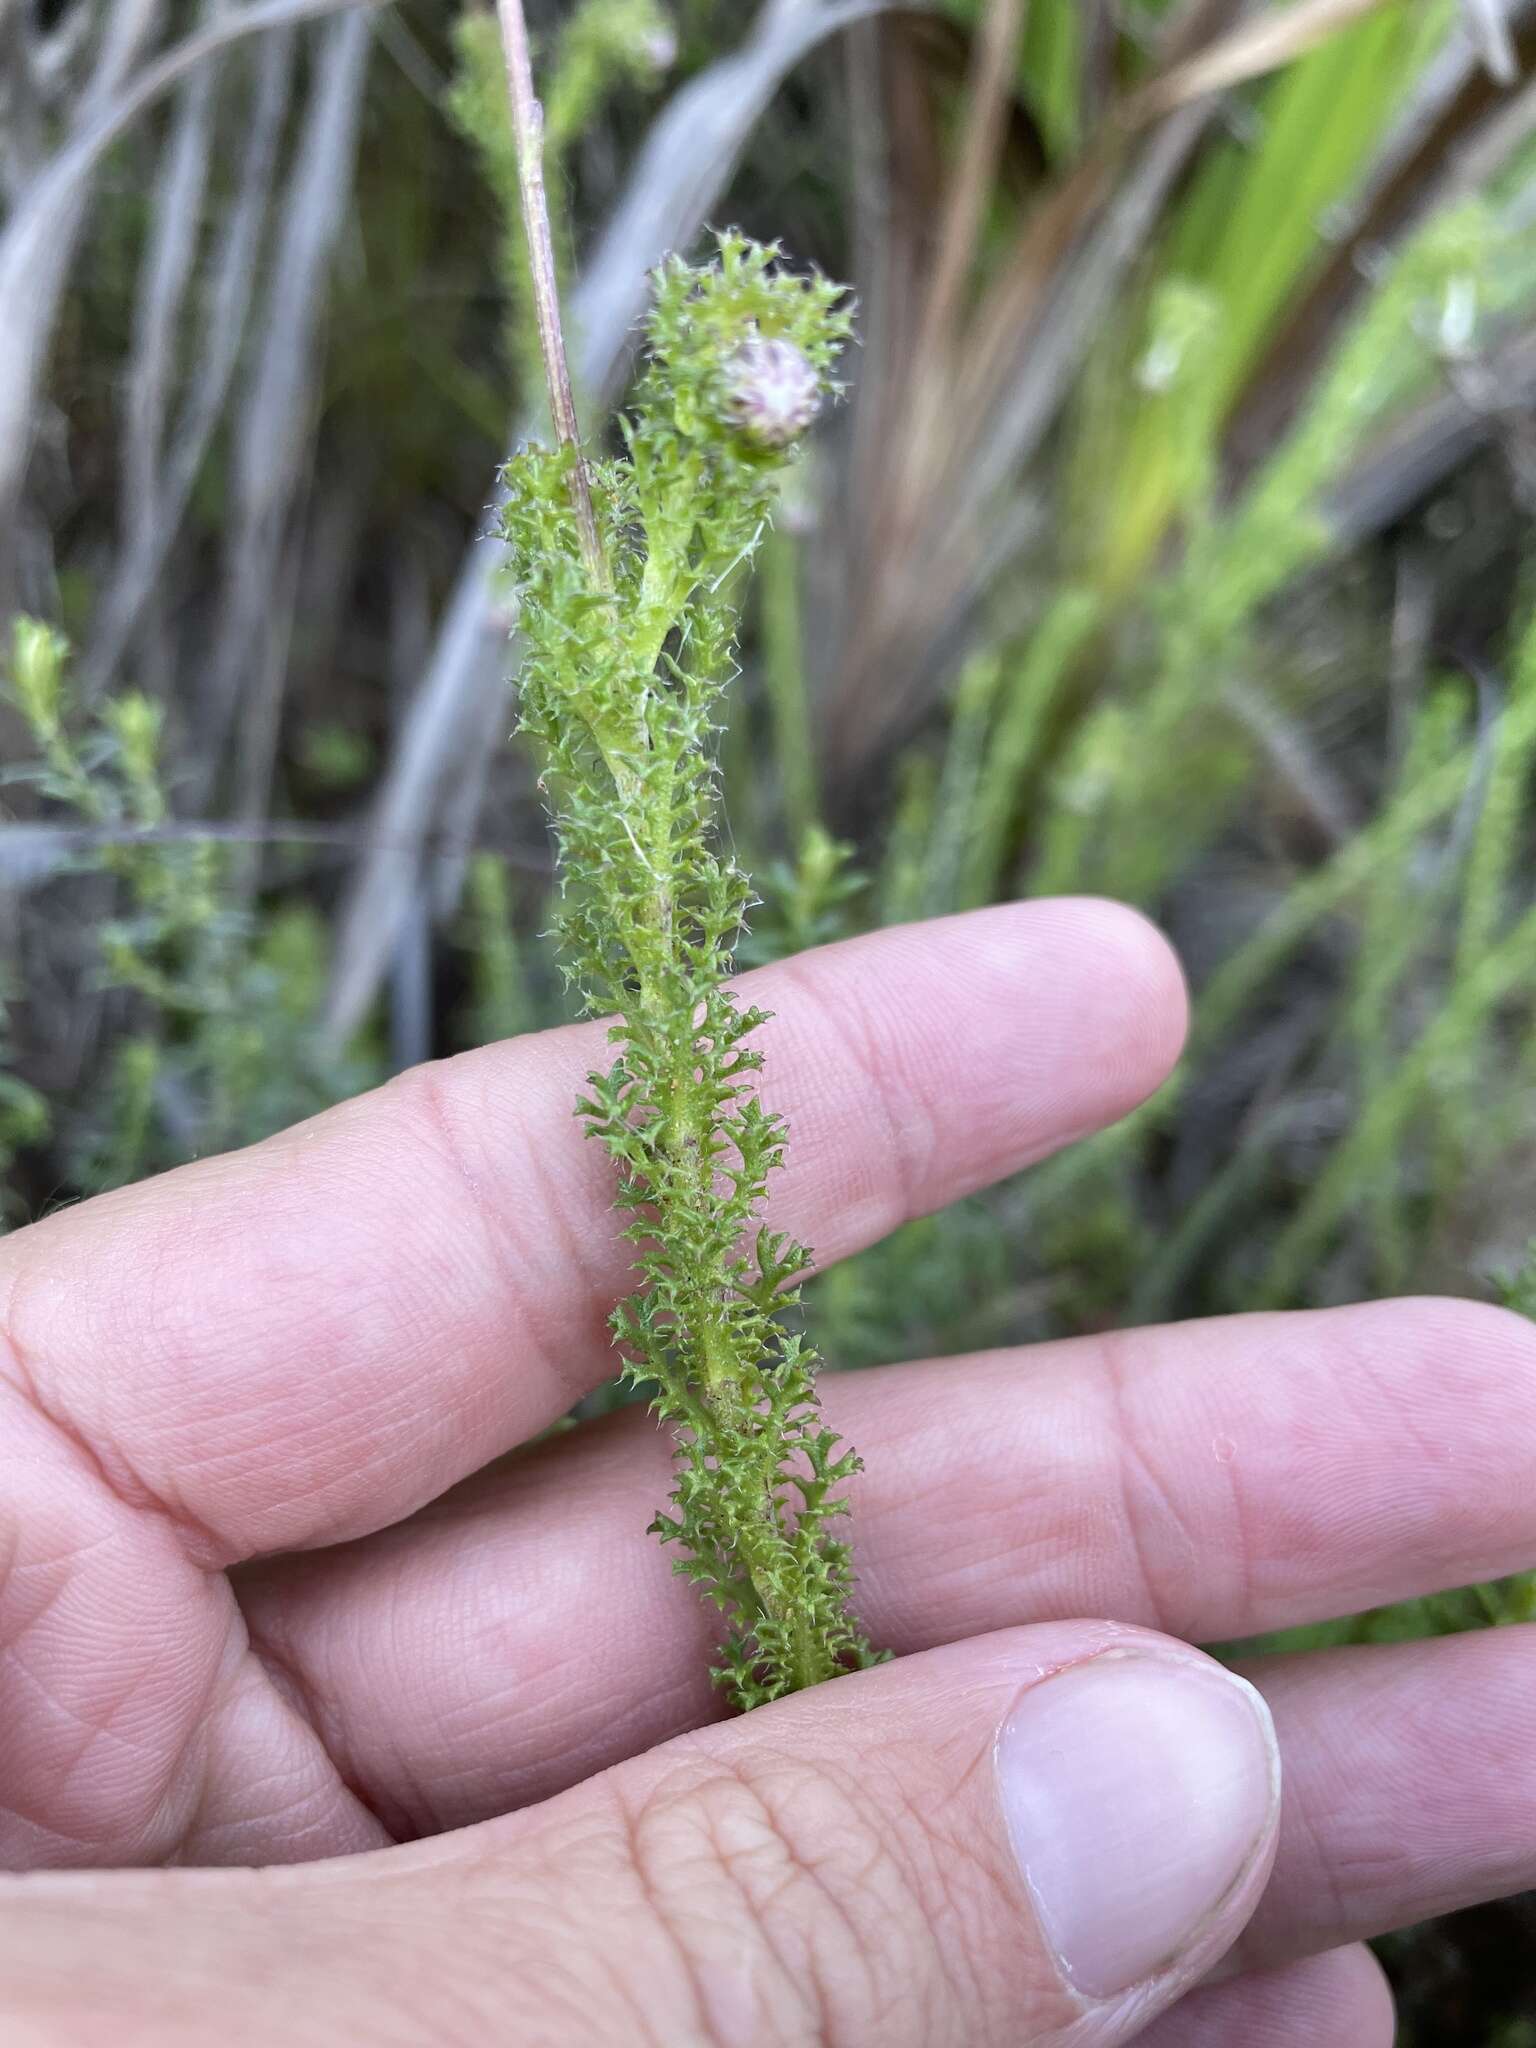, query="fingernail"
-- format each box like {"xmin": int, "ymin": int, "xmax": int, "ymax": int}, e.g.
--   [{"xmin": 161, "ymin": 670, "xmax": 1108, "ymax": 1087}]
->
[{"xmin": 995, "ymin": 1650, "xmax": 1279, "ymax": 1999}]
